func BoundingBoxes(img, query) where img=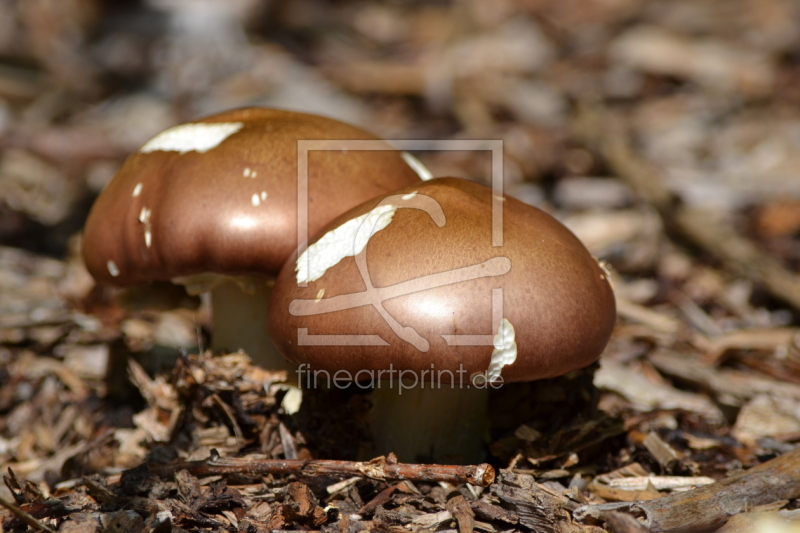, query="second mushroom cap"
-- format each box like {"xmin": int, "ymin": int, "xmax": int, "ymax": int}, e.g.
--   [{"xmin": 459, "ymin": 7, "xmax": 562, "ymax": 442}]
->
[{"xmin": 268, "ymin": 177, "xmax": 616, "ymax": 384}]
